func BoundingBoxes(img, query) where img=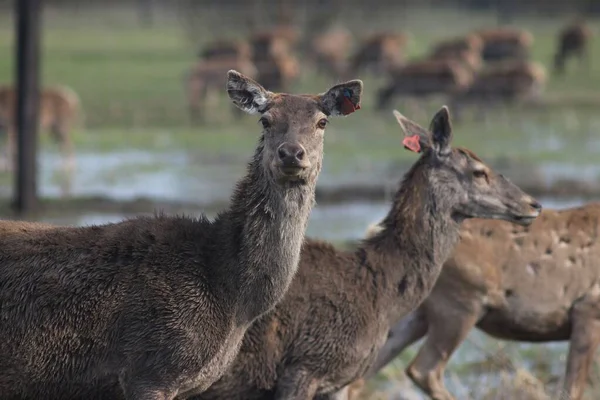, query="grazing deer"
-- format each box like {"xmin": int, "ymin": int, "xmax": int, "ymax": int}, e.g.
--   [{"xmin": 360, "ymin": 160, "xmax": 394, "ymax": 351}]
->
[
  {"xmin": 474, "ymin": 28, "xmax": 534, "ymax": 63},
  {"xmin": 0, "ymin": 70, "xmax": 363, "ymax": 400},
  {"xmin": 429, "ymin": 48, "xmax": 483, "ymax": 75},
  {"xmin": 349, "ymin": 32, "xmax": 409, "ymax": 76},
  {"xmin": 430, "ymin": 34, "xmax": 484, "ymax": 60},
  {"xmin": 376, "ymin": 60, "xmax": 473, "ymax": 112},
  {"xmin": 450, "ymin": 61, "xmax": 547, "ymax": 119},
  {"xmin": 310, "ymin": 27, "xmax": 354, "ymax": 79},
  {"xmin": 554, "ymin": 19, "xmax": 593, "ymax": 75},
  {"xmin": 185, "ymin": 58, "xmax": 258, "ymax": 122},
  {"xmin": 249, "ymin": 31, "xmax": 300, "ymax": 92},
  {"xmin": 194, "ymin": 106, "xmax": 541, "ymax": 400},
  {"xmin": 0, "ymin": 84, "xmax": 81, "ymax": 171},
  {"xmin": 348, "ymin": 202, "xmax": 600, "ymax": 400}
]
